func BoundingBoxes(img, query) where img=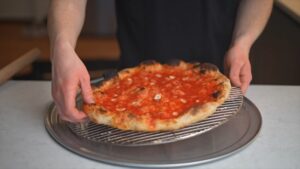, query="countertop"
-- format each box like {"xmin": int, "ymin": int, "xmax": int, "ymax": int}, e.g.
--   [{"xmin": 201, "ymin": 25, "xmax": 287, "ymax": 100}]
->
[{"xmin": 0, "ymin": 81, "xmax": 300, "ymax": 169}]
